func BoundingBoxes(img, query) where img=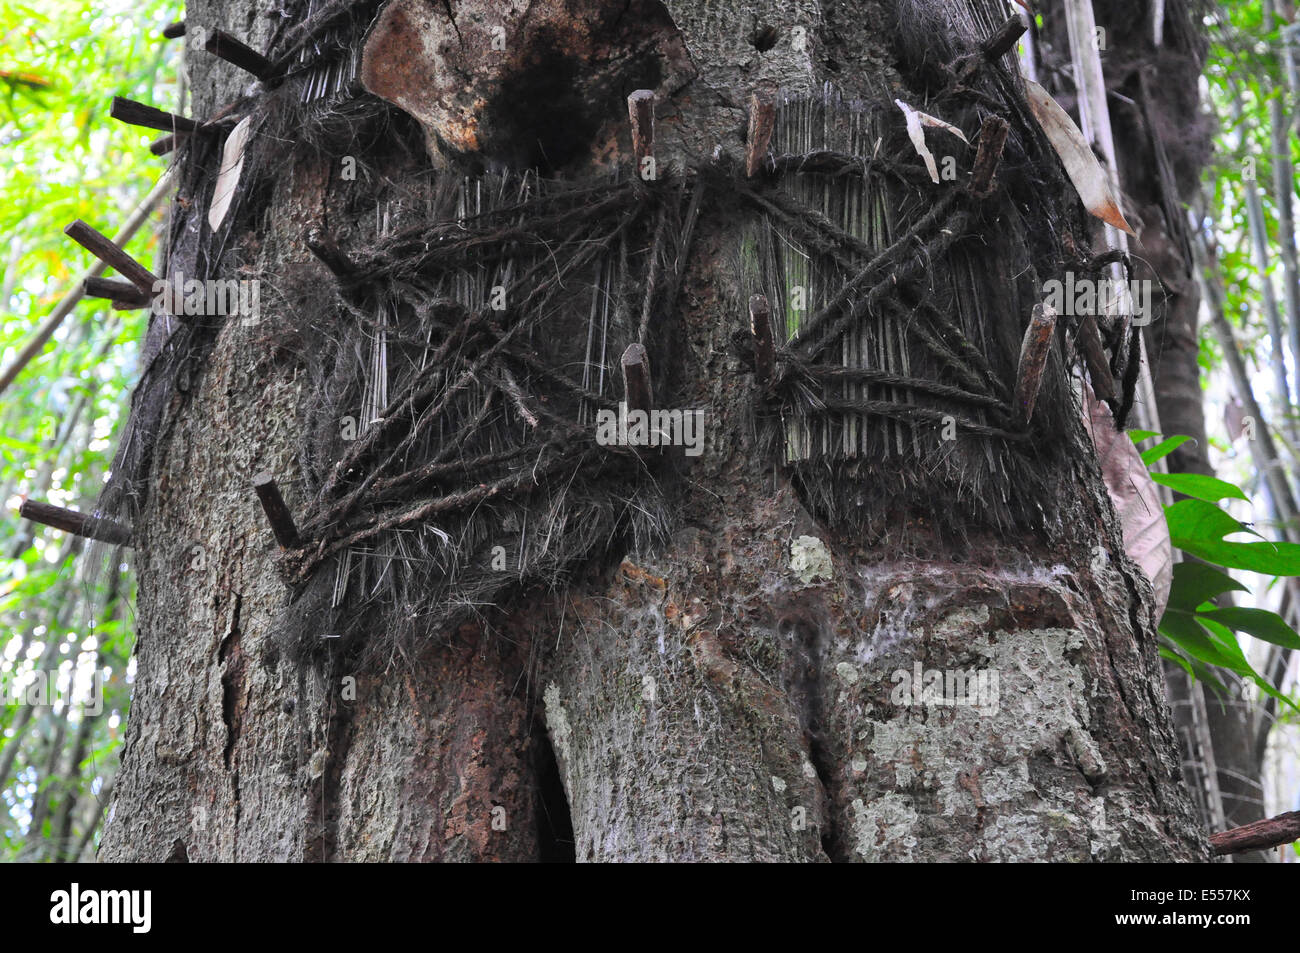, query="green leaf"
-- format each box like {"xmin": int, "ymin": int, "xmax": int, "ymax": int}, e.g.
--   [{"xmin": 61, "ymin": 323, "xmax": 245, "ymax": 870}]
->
[
  {"xmin": 1159, "ymin": 643, "xmax": 1194, "ymax": 679},
  {"xmin": 1141, "ymin": 435, "xmax": 1194, "ymax": 465},
  {"xmin": 1160, "ymin": 640, "xmax": 1229, "ymax": 698},
  {"xmin": 1164, "ymin": 500, "xmax": 1300, "ymax": 574},
  {"xmin": 1196, "ymin": 607, "xmax": 1300, "ymax": 651},
  {"xmin": 1197, "ymin": 616, "xmax": 1300, "ymax": 714},
  {"xmin": 1128, "ymin": 429, "xmax": 1161, "ymax": 444},
  {"xmin": 1151, "ymin": 472, "xmax": 1249, "ymax": 503},
  {"xmin": 1159, "ymin": 610, "xmax": 1250, "ymax": 673},
  {"xmin": 1166, "ymin": 561, "xmax": 1249, "ymax": 611}
]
